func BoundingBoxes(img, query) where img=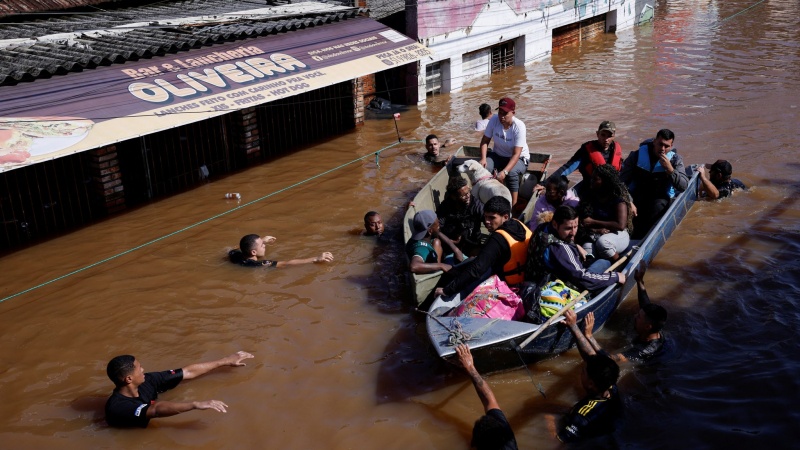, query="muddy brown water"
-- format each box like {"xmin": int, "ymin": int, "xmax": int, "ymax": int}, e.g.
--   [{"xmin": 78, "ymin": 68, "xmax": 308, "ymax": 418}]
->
[{"xmin": 2, "ymin": 0, "xmax": 799, "ymax": 448}]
